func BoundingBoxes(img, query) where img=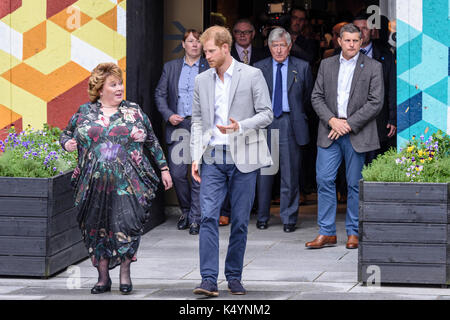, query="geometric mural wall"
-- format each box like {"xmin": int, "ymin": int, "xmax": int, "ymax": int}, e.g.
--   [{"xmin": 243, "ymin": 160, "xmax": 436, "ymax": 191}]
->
[
  {"xmin": 0, "ymin": 0, "xmax": 126, "ymax": 139},
  {"xmin": 396, "ymin": 0, "xmax": 450, "ymax": 148}
]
